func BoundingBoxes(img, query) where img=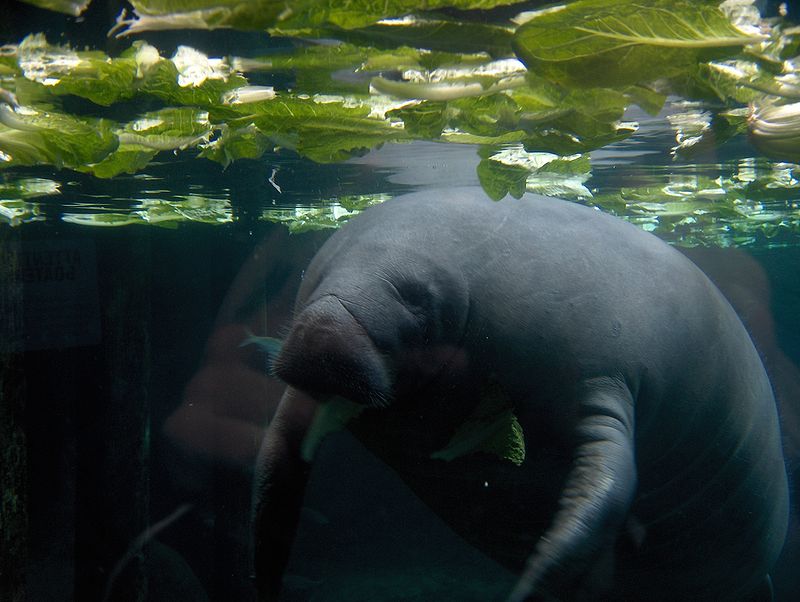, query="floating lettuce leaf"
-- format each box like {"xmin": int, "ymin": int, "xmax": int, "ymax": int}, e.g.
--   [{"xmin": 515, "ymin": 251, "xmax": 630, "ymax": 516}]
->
[
  {"xmin": 513, "ymin": 0, "xmax": 767, "ymax": 88},
  {"xmin": 114, "ymin": 0, "xmax": 519, "ymax": 46},
  {"xmin": 478, "ymin": 146, "xmax": 592, "ymax": 201},
  {"xmin": 80, "ymin": 145, "xmax": 159, "ymax": 179},
  {"xmin": 112, "ymin": 0, "xmax": 285, "ymax": 36},
  {"xmin": 0, "ymin": 177, "xmax": 58, "ymax": 226},
  {"xmin": 301, "ymin": 397, "xmax": 366, "ymax": 462},
  {"xmin": 199, "ymin": 123, "xmax": 273, "ymax": 166},
  {"xmin": 137, "ymin": 47, "xmax": 249, "ymax": 108},
  {"xmin": 0, "ymin": 176, "xmax": 59, "ymax": 199},
  {"xmin": 220, "ymin": 94, "xmax": 409, "ymax": 162},
  {"xmin": 79, "ymin": 108, "xmax": 212, "ymax": 178},
  {"xmin": 0, "ymin": 198, "xmax": 42, "ymax": 226},
  {"xmin": 0, "ymin": 104, "xmax": 118, "ymax": 169},
  {"xmin": 275, "ymin": 0, "xmax": 520, "ymax": 32},
  {"xmin": 477, "ymin": 154, "xmax": 529, "ymax": 200},
  {"xmin": 591, "ymin": 160, "xmax": 800, "ymax": 247},
  {"xmin": 18, "ymin": 0, "xmax": 90, "ymax": 16},
  {"xmin": 15, "ymin": 34, "xmax": 137, "ymax": 106},
  {"xmin": 231, "ymin": 44, "xmax": 421, "ymax": 95},
  {"xmin": 249, "ymin": 43, "xmax": 492, "ymax": 96},
  {"xmin": 9, "ymin": 36, "xmax": 248, "ymax": 108},
  {"xmin": 748, "ymin": 101, "xmax": 800, "ymax": 163},
  {"xmin": 623, "ymin": 85, "xmax": 668, "ymax": 116},
  {"xmin": 666, "ymin": 104, "xmax": 749, "ymax": 159},
  {"xmin": 61, "ymin": 195, "xmax": 233, "ymax": 227},
  {"xmin": 670, "ymin": 59, "xmax": 798, "ymax": 106},
  {"xmin": 371, "ymin": 68, "xmax": 526, "ymax": 103},
  {"xmin": 383, "ymin": 69, "xmax": 638, "ymax": 153},
  {"xmin": 387, "ymin": 101, "xmax": 448, "ymax": 138},
  {"xmin": 431, "ymin": 380, "xmax": 525, "ymax": 465},
  {"xmin": 316, "ymin": 16, "xmax": 515, "ymax": 58},
  {"xmin": 516, "ymin": 85, "xmax": 639, "ymax": 154},
  {"xmin": 261, "ymin": 194, "xmax": 391, "ymax": 232}
]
